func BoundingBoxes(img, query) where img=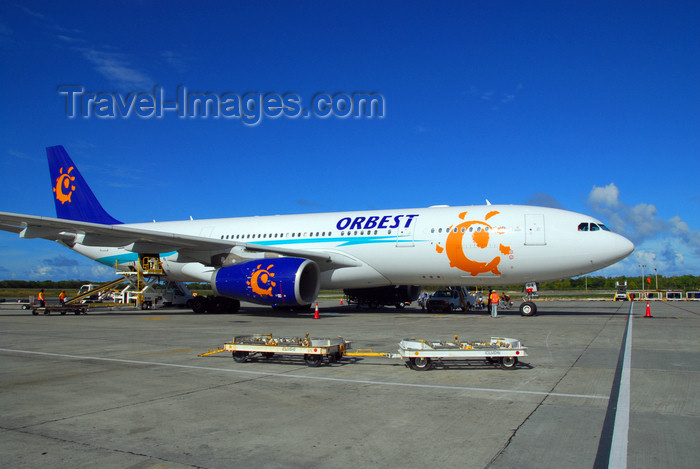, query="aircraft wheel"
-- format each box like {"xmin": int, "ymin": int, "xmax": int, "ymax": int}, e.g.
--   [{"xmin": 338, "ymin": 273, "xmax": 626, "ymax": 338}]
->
[
  {"xmin": 191, "ymin": 296, "xmax": 207, "ymax": 314},
  {"xmin": 233, "ymin": 351, "xmax": 248, "ymax": 363},
  {"xmin": 500, "ymin": 357, "xmax": 518, "ymax": 369},
  {"xmin": 520, "ymin": 301, "xmax": 537, "ymax": 316},
  {"xmin": 304, "ymin": 354, "xmax": 323, "ymax": 367},
  {"xmin": 409, "ymin": 357, "xmax": 433, "ymax": 371}
]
